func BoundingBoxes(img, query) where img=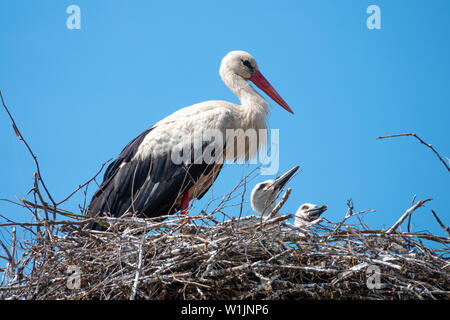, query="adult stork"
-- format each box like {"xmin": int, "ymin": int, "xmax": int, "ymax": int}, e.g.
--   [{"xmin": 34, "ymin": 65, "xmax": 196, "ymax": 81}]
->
[{"xmin": 85, "ymin": 50, "xmax": 293, "ymax": 228}]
